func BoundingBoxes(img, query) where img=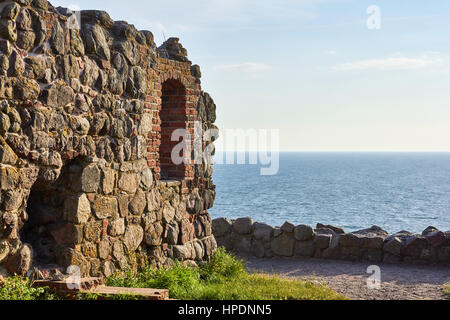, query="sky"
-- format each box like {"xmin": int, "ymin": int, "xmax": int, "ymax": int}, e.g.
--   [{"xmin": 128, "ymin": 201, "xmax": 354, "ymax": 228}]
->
[{"xmin": 51, "ymin": 0, "xmax": 450, "ymax": 151}]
